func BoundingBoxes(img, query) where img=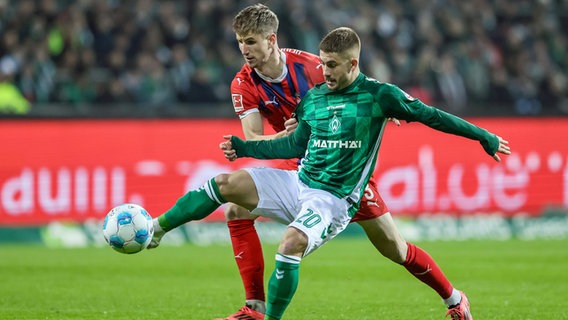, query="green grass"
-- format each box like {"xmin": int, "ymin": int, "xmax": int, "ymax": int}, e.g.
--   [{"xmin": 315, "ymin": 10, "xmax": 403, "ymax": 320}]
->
[{"xmin": 1, "ymin": 239, "xmax": 567, "ymax": 319}]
